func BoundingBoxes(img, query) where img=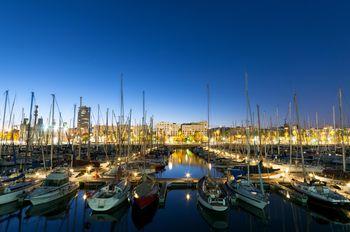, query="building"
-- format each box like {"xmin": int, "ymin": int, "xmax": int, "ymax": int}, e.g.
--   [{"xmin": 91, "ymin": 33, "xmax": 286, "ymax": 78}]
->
[
  {"xmin": 156, "ymin": 121, "xmax": 208, "ymax": 137},
  {"xmin": 181, "ymin": 121, "xmax": 208, "ymax": 136},
  {"xmin": 78, "ymin": 106, "xmax": 91, "ymax": 131},
  {"xmin": 156, "ymin": 122, "xmax": 180, "ymax": 137}
]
